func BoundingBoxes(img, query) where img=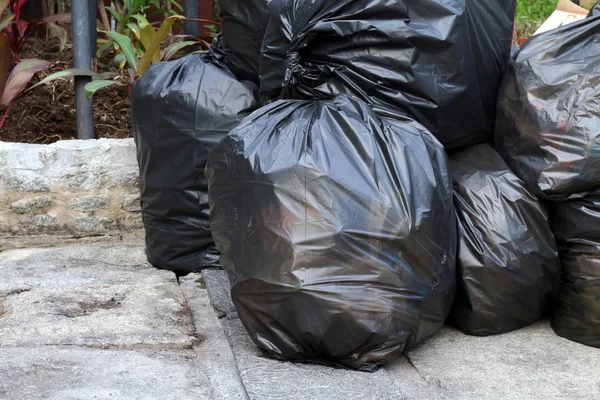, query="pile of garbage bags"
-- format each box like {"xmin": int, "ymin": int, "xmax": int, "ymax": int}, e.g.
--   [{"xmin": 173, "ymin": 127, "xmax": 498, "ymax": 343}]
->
[
  {"xmin": 131, "ymin": 0, "xmax": 600, "ymax": 369},
  {"xmin": 495, "ymin": 7, "xmax": 600, "ymax": 348}
]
